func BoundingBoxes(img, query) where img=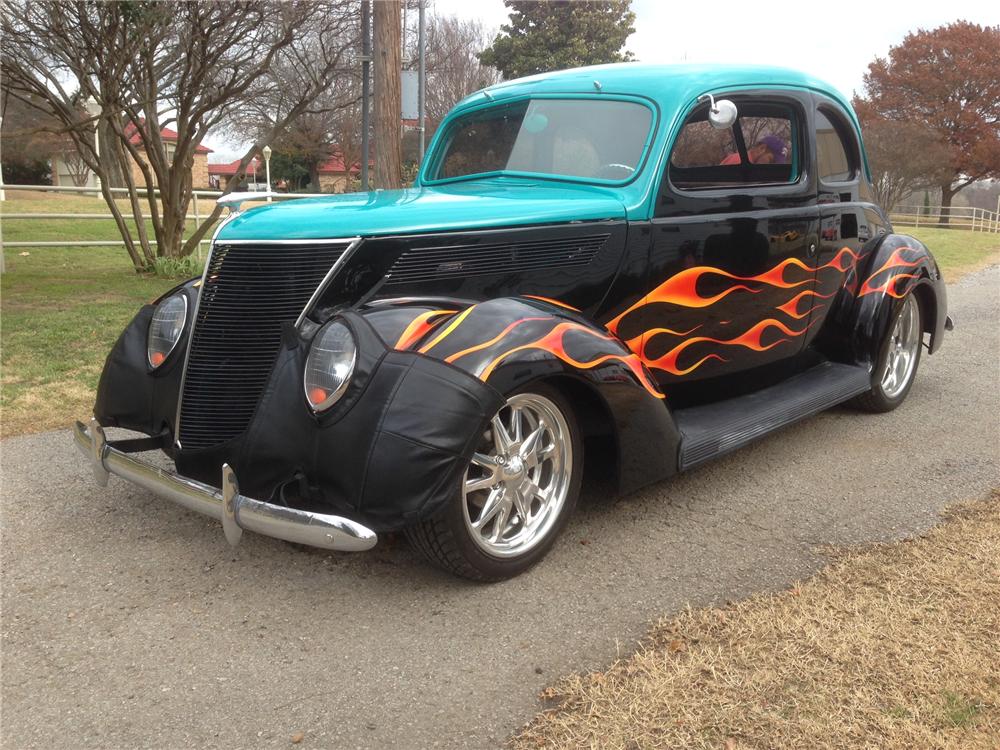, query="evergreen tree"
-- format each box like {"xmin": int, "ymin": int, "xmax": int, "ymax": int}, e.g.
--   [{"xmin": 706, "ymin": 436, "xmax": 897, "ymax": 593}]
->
[{"xmin": 479, "ymin": 1, "xmax": 635, "ymax": 80}]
